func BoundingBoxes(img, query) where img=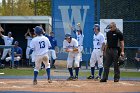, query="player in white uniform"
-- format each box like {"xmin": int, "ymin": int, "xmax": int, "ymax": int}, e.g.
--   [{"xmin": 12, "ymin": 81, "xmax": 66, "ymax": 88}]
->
[
  {"xmin": 87, "ymin": 24, "xmax": 105, "ymax": 80},
  {"xmin": 69, "ymin": 23, "xmax": 84, "ymax": 68},
  {"xmin": 63, "ymin": 34, "xmax": 81, "ymax": 80},
  {"xmin": 0, "ymin": 27, "xmax": 14, "ymax": 64},
  {"xmin": 29, "ymin": 26, "xmax": 52, "ymax": 85},
  {"xmin": 24, "ymin": 28, "xmax": 35, "ymax": 67}
]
